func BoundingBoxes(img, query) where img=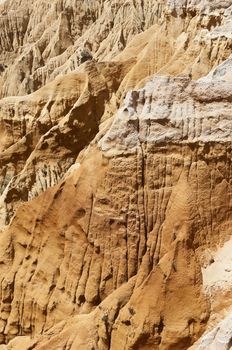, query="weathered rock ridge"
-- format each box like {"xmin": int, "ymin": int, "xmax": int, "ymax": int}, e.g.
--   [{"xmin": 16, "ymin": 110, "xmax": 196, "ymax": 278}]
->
[
  {"xmin": 1, "ymin": 0, "xmax": 232, "ymax": 98},
  {"xmin": 0, "ymin": 59, "xmax": 133, "ymax": 225},
  {"xmin": 0, "ymin": 0, "xmax": 231, "ymax": 350},
  {"xmin": 0, "ymin": 58, "xmax": 232, "ymax": 349},
  {"xmin": 1, "ymin": 0, "xmax": 232, "ymax": 225}
]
